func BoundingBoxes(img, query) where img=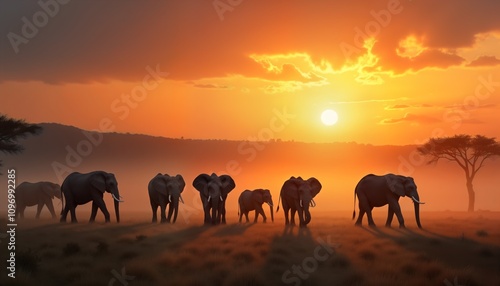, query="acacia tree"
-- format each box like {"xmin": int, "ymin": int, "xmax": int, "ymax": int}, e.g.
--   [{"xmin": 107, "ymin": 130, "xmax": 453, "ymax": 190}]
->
[
  {"xmin": 0, "ymin": 114, "xmax": 42, "ymax": 174},
  {"xmin": 417, "ymin": 134, "xmax": 500, "ymax": 212}
]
